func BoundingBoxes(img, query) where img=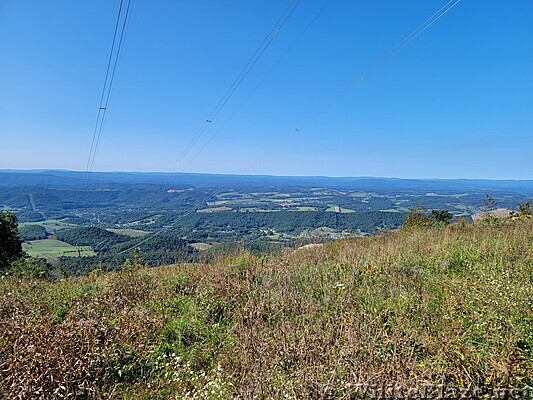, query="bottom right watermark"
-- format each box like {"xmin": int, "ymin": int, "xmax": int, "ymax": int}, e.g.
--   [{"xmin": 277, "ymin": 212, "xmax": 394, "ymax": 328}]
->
[{"xmin": 322, "ymin": 383, "xmax": 533, "ymax": 399}]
